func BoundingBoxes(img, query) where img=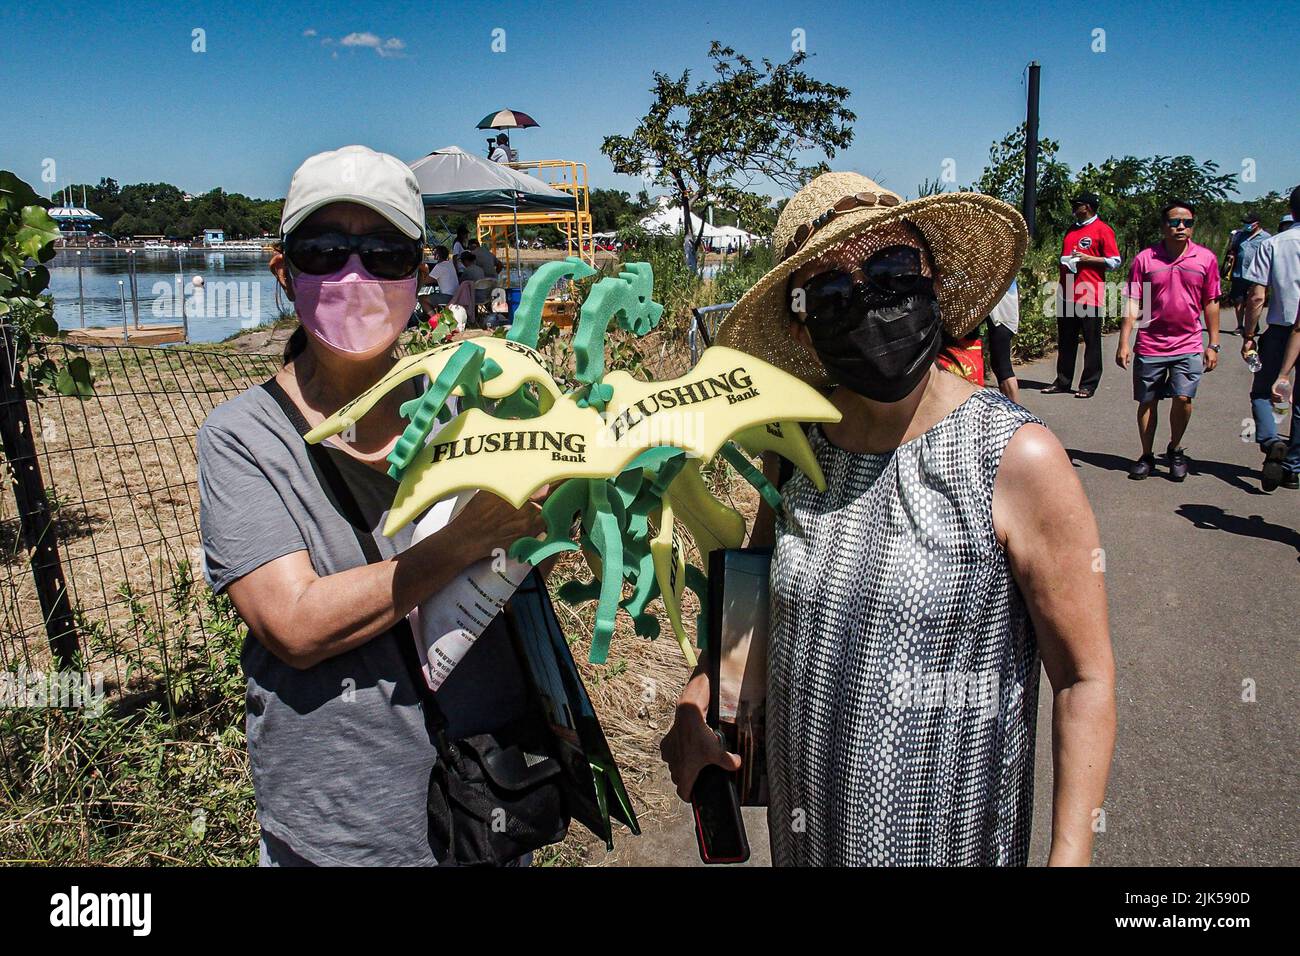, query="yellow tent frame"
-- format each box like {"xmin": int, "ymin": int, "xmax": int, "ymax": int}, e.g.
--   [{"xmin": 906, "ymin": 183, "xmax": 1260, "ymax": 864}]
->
[{"xmin": 476, "ymin": 159, "xmax": 595, "ymax": 279}]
